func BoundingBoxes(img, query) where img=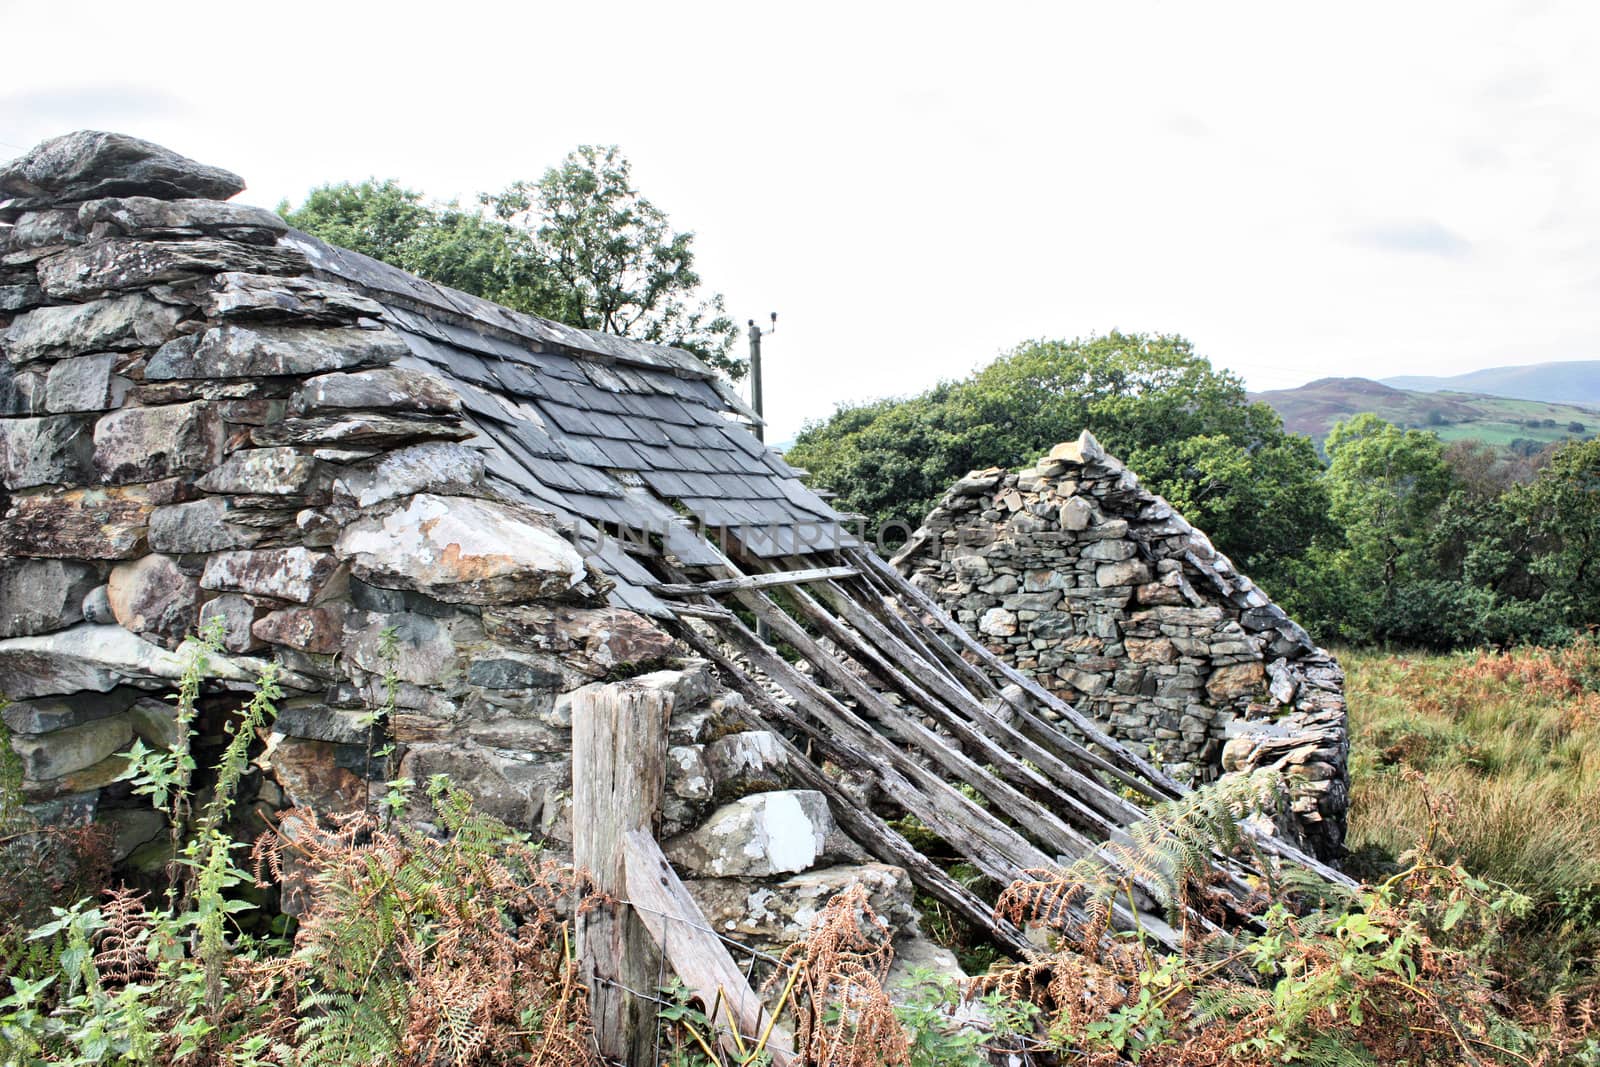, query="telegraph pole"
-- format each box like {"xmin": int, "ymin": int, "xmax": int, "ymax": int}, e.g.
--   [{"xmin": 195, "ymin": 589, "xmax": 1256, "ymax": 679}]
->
[{"xmin": 746, "ymin": 312, "xmax": 775, "ymax": 441}]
